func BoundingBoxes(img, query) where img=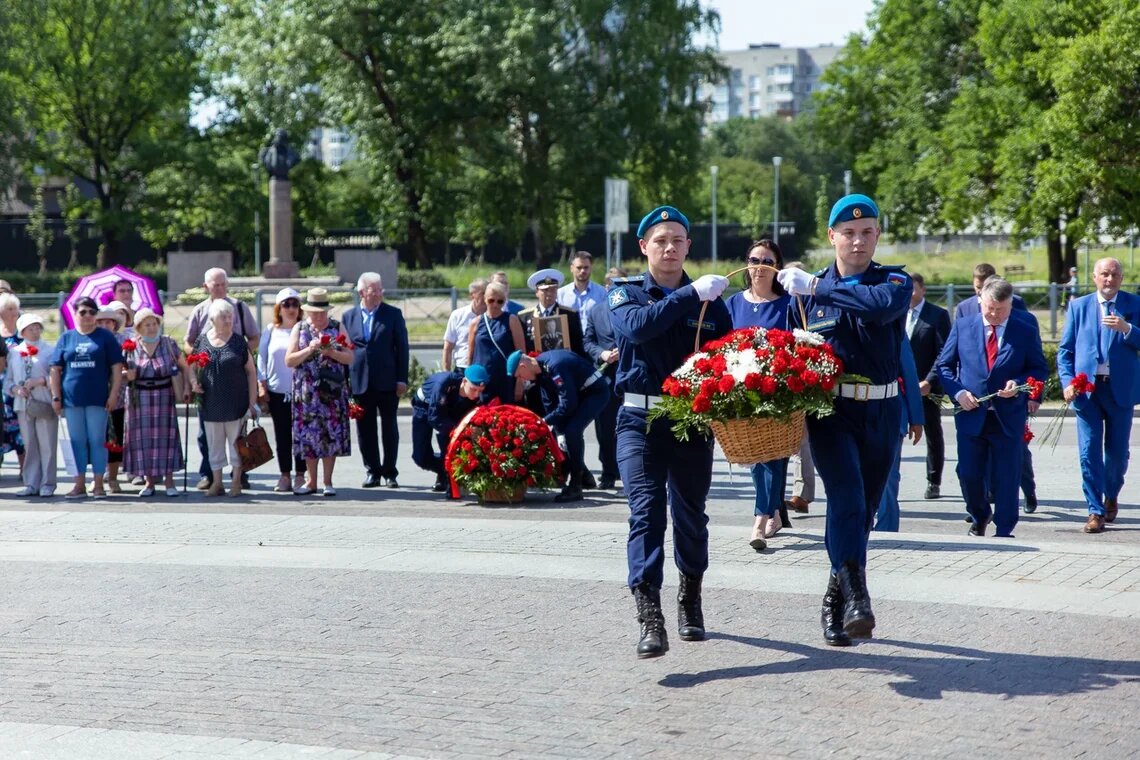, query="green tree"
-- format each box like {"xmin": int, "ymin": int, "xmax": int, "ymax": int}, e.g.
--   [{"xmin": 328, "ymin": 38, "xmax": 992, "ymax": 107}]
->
[
  {"xmin": 27, "ymin": 180, "xmax": 52, "ymax": 277},
  {"xmin": 59, "ymin": 184, "xmax": 89, "ymax": 273},
  {"xmin": 7, "ymin": 0, "xmax": 210, "ymax": 263}
]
